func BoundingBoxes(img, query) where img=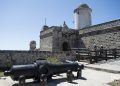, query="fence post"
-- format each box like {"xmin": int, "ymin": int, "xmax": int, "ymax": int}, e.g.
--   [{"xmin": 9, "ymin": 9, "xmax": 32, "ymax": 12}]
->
[
  {"xmin": 94, "ymin": 45, "xmax": 98, "ymax": 63},
  {"xmin": 105, "ymin": 49, "xmax": 107, "ymax": 61},
  {"xmin": 113, "ymin": 48, "xmax": 117, "ymax": 59},
  {"xmin": 89, "ymin": 50, "xmax": 93, "ymax": 64},
  {"xmin": 95, "ymin": 49, "xmax": 98, "ymax": 63}
]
